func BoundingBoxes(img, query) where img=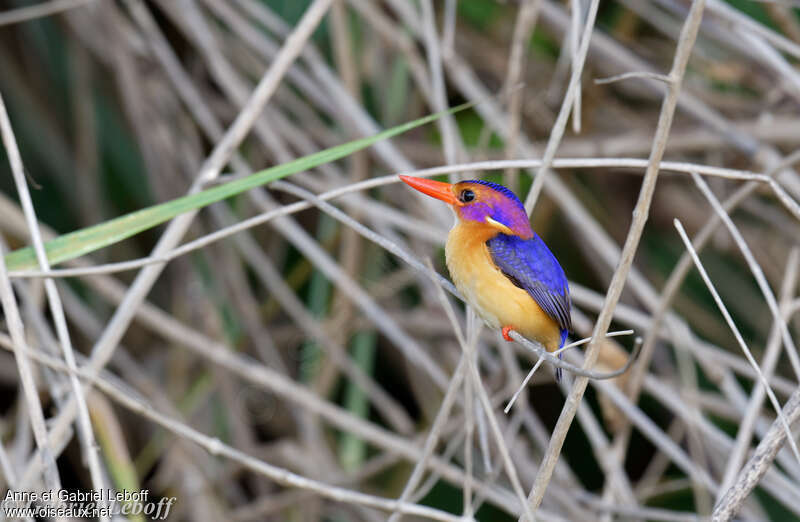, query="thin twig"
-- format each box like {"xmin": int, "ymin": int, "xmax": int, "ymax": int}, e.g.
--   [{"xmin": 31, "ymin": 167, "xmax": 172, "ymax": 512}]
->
[
  {"xmin": 711, "ymin": 386, "xmax": 800, "ymax": 521},
  {"xmin": 504, "ymin": 330, "xmax": 635, "ymax": 413},
  {"xmin": 386, "ymin": 356, "xmax": 466, "ymax": 522},
  {"xmin": 9, "ymin": 156, "xmax": 791, "ymax": 280},
  {"xmin": 675, "ymin": 217, "xmax": 800, "ymax": 463},
  {"xmin": 16, "ymin": 0, "xmax": 337, "ymax": 490},
  {"xmin": 419, "ymin": 0, "xmax": 462, "ymax": 168},
  {"xmin": 429, "ymin": 264, "xmax": 536, "ymax": 522},
  {"xmin": 594, "ymin": 71, "xmax": 672, "ymax": 85},
  {"xmin": 522, "ymin": 0, "xmax": 599, "ymax": 213},
  {"xmin": 0, "ymin": 92, "xmax": 62, "ymax": 493},
  {"xmin": 0, "ymin": 0, "xmax": 99, "ymax": 26},
  {"xmin": 509, "ymin": 330, "xmax": 641, "ymax": 380},
  {"xmin": 12, "ymin": 346, "xmax": 467, "ymax": 522},
  {"xmin": 717, "ymin": 247, "xmax": 800, "ymax": 499},
  {"xmin": 610, "ymin": 148, "xmax": 800, "ymax": 496},
  {"xmin": 0, "ymin": 81, "xmax": 107, "ymax": 514},
  {"xmin": 674, "ymin": 211, "xmax": 800, "ymax": 468},
  {"xmin": 501, "ymin": 0, "xmax": 543, "ymax": 191},
  {"xmin": 692, "ymin": 172, "xmax": 800, "ymax": 379}
]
